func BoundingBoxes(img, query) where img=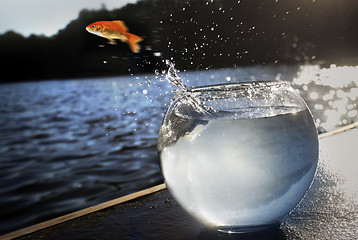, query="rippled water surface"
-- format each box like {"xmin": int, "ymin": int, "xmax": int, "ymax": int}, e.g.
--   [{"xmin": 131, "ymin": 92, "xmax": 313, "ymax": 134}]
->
[{"xmin": 1, "ymin": 64, "xmax": 357, "ymax": 234}]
